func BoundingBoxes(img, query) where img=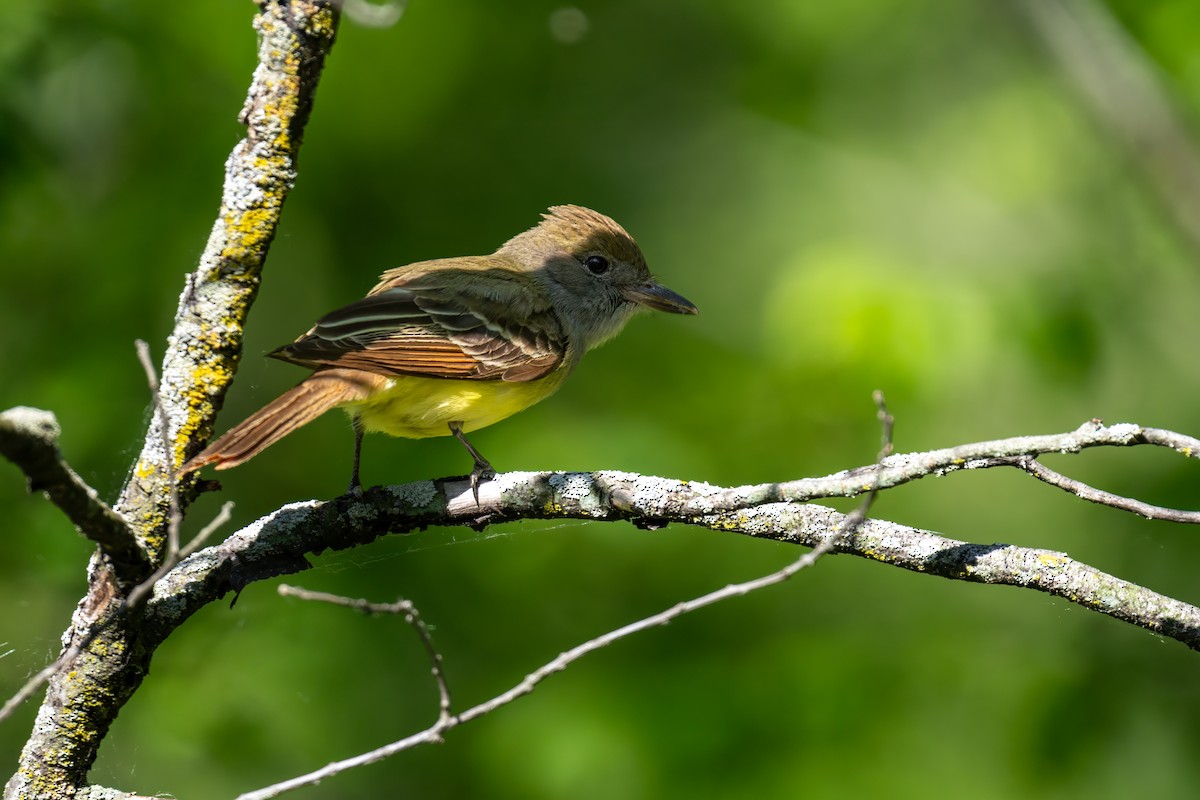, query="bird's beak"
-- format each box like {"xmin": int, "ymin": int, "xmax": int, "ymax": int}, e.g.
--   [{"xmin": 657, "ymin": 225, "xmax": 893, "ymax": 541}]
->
[{"xmin": 621, "ymin": 282, "xmax": 698, "ymax": 315}]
